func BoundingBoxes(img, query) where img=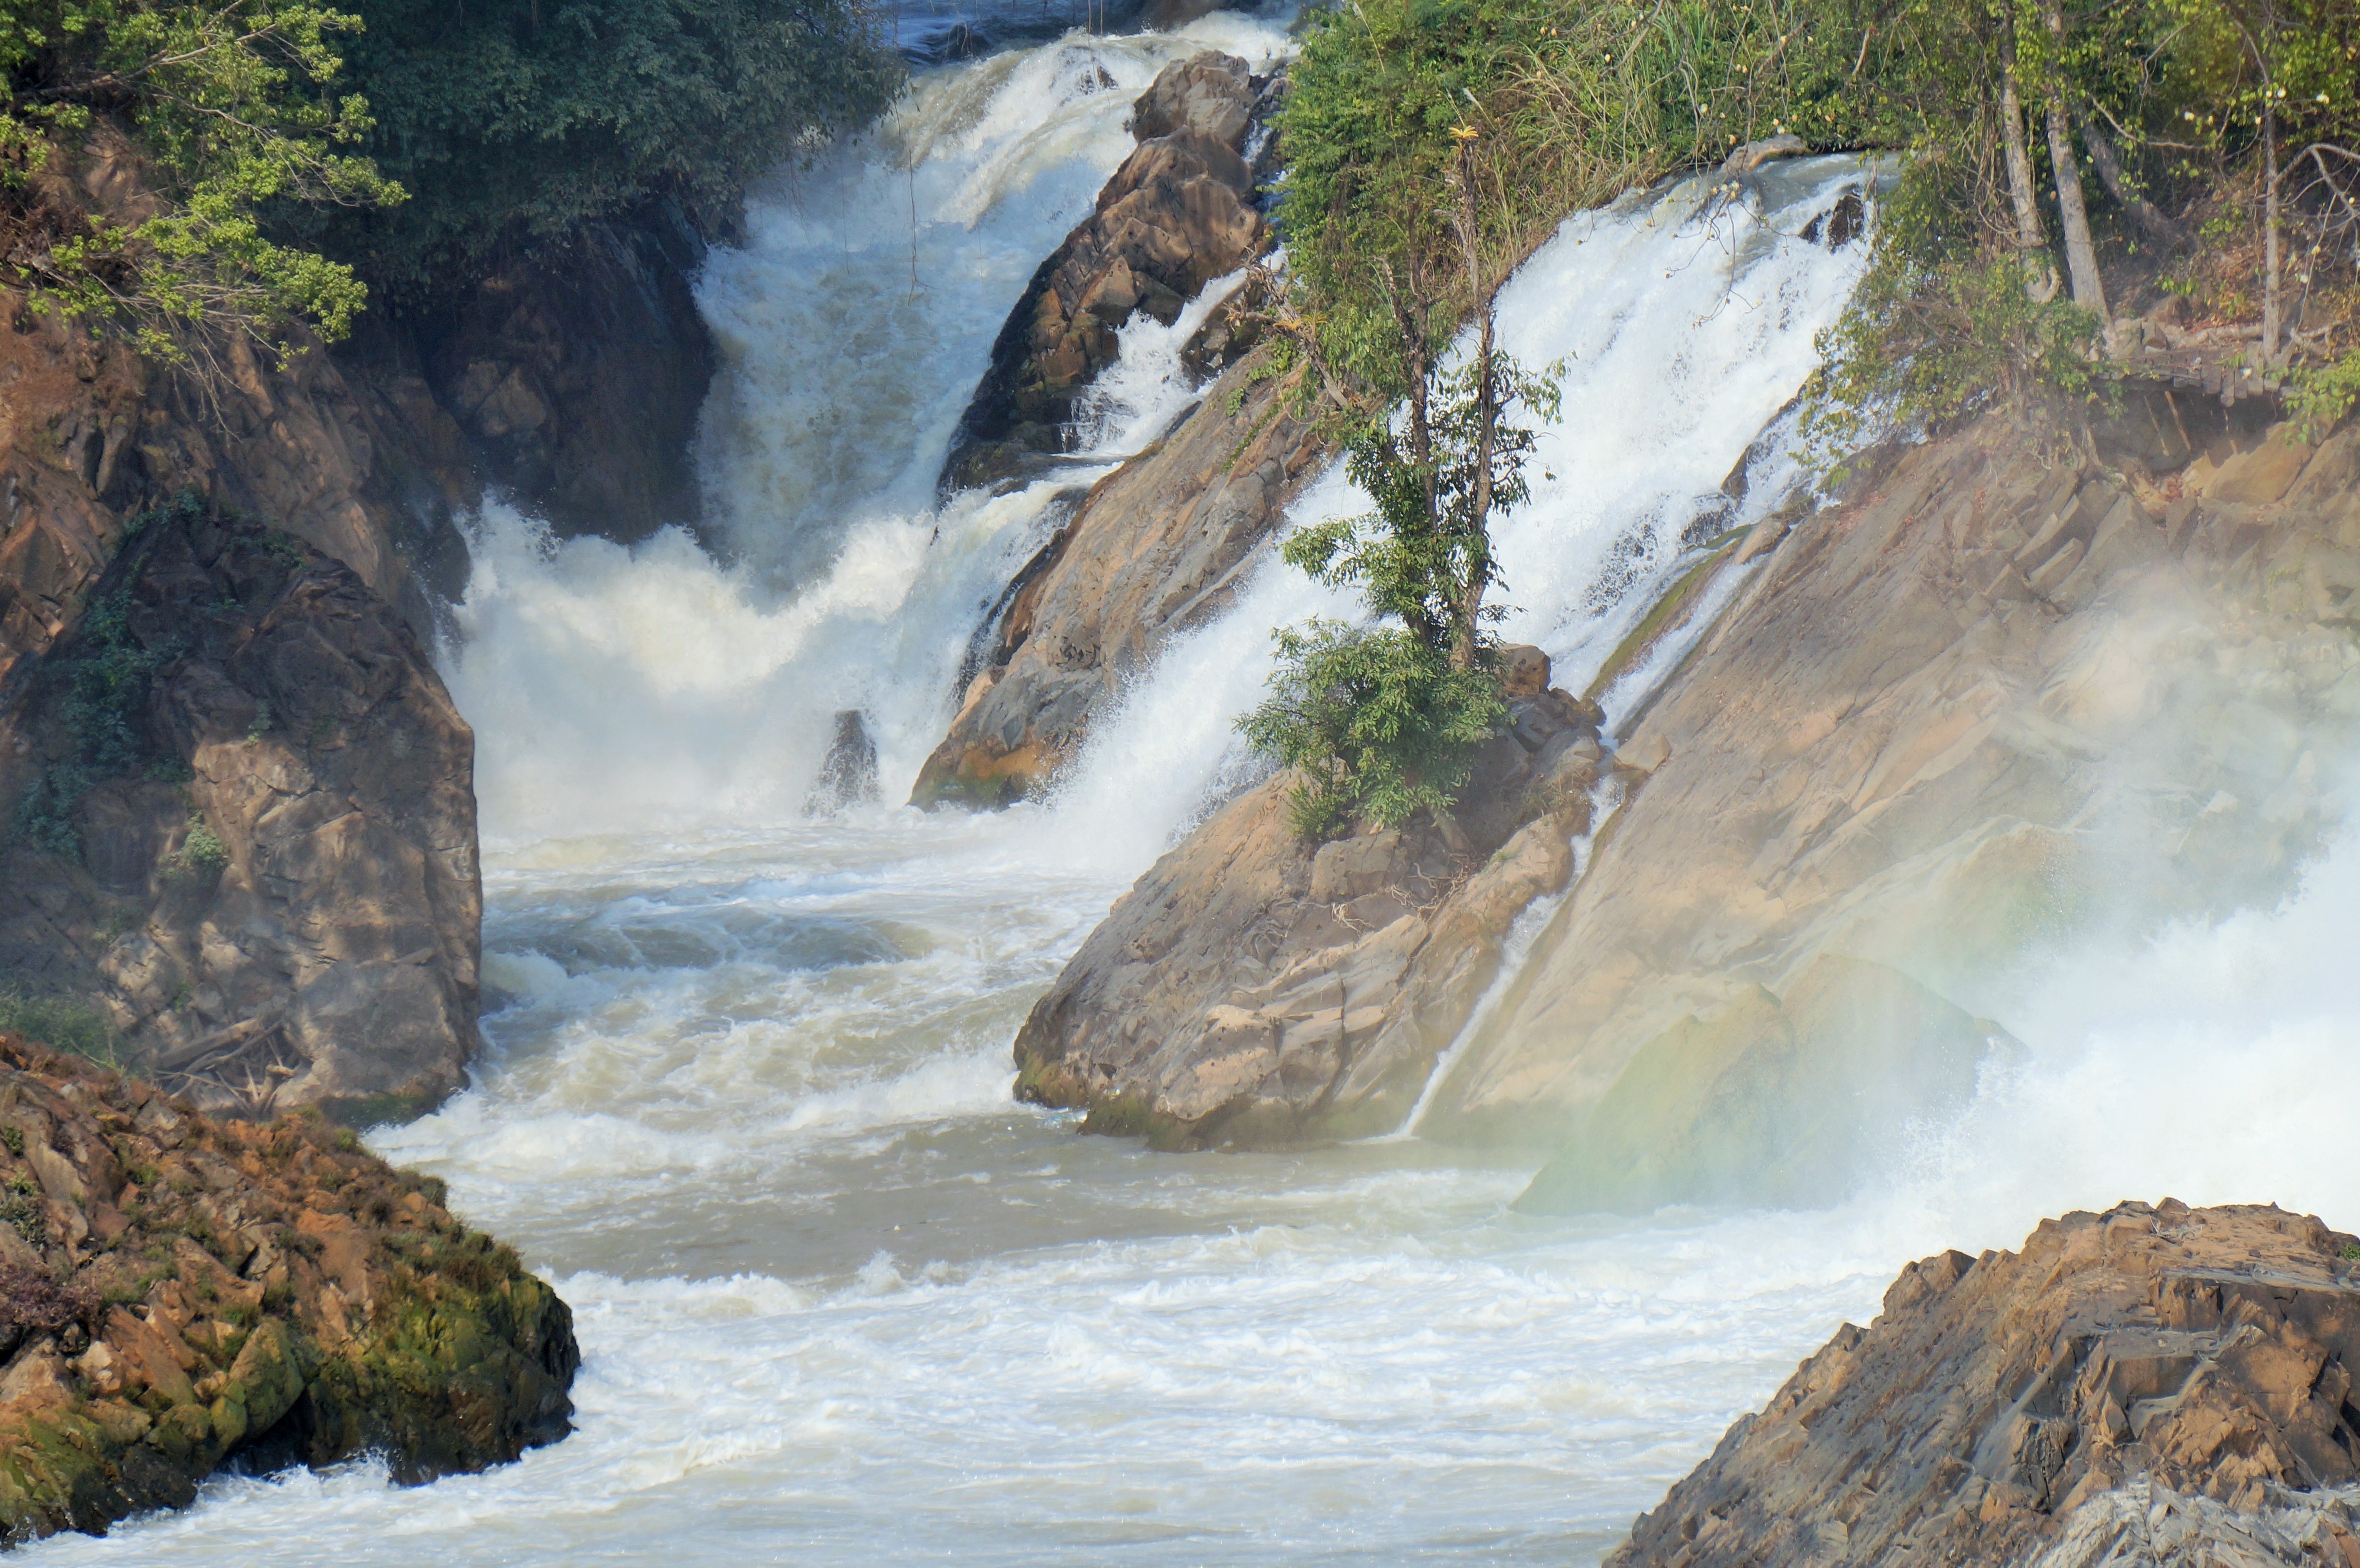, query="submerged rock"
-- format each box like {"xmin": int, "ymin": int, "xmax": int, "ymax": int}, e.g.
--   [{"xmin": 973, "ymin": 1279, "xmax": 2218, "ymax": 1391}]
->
[
  {"xmin": 1611, "ymin": 1202, "xmax": 2360, "ymax": 1567},
  {"xmin": 808, "ymin": 710, "xmax": 881, "ymax": 812},
  {"xmin": 0, "ymin": 1032, "xmax": 575, "ymax": 1544}
]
